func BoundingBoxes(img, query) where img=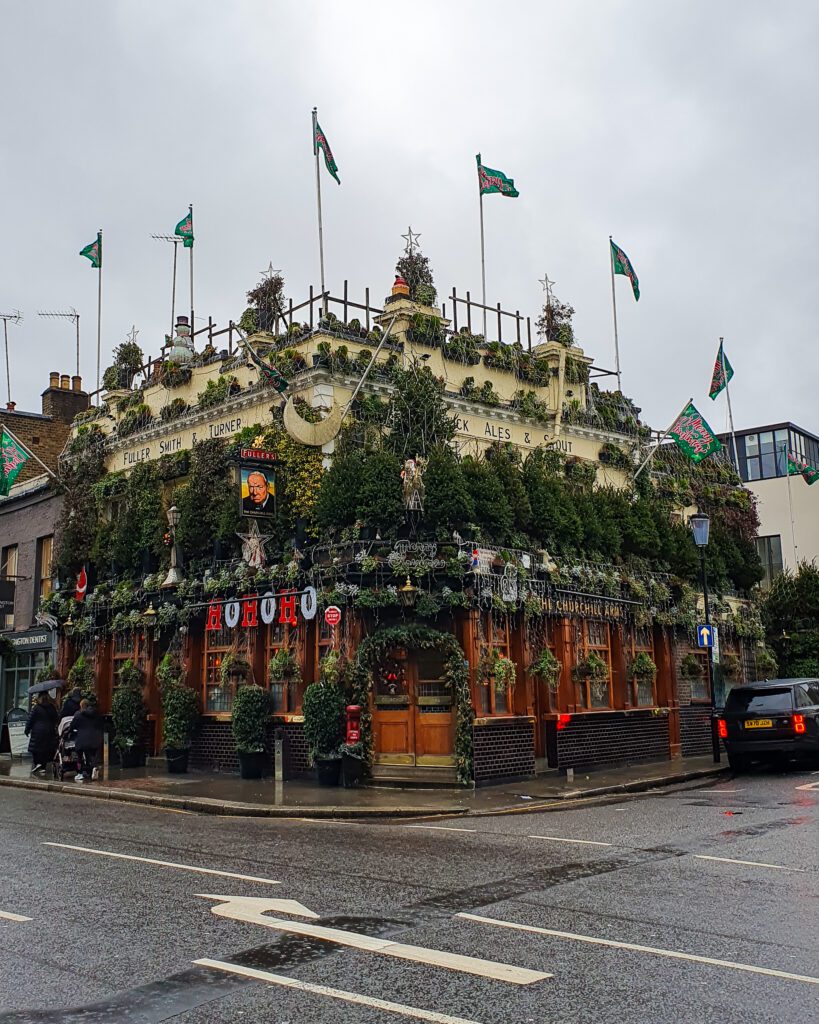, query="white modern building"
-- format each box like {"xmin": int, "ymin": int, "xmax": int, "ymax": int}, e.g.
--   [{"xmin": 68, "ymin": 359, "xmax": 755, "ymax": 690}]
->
[{"xmin": 720, "ymin": 422, "xmax": 819, "ymax": 587}]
